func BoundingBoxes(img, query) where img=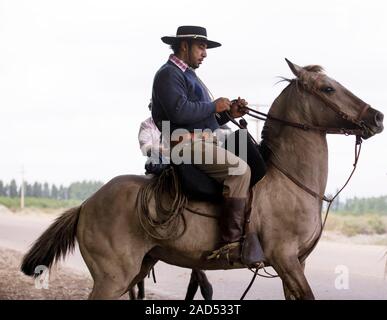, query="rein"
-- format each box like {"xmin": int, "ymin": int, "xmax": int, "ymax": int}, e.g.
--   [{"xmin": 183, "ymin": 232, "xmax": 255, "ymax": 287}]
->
[
  {"xmin": 240, "ymin": 77, "xmax": 370, "ymax": 136},
  {"xmin": 244, "ymin": 105, "xmax": 368, "ymax": 136},
  {"xmin": 299, "ymin": 135, "xmax": 362, "ymax": 262}
]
